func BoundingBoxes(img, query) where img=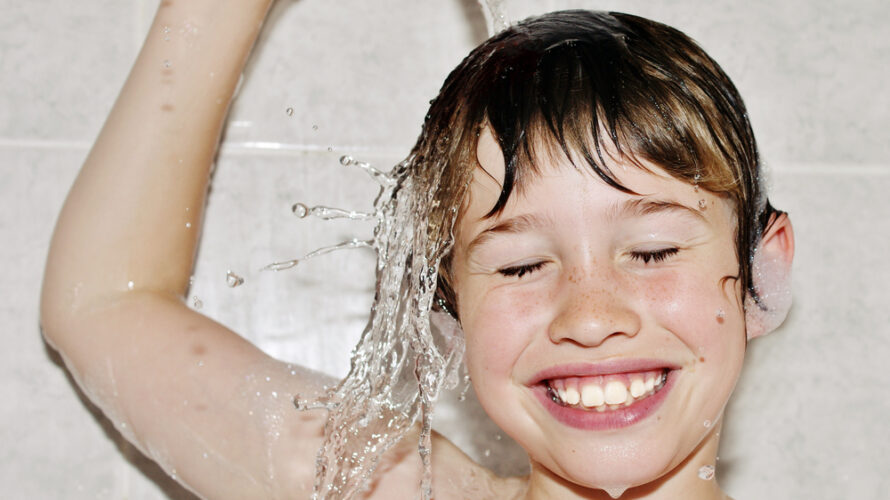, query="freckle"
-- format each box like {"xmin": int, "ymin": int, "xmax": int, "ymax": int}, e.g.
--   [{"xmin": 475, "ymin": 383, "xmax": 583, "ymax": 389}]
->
[
  {"xmin": 195, "ymin": 403, "xmax": 207, "ymax": 412},
  {"xmin": 699, "ymin": 356, "xmax": 706, "ymax": 362},
  {"xmin": 191, "ymin": 344, "xmax": 206, "ymax": 355},
  {"xmin": 160, "ymin": 103, "xmax": 174, "ymax": 112}
]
